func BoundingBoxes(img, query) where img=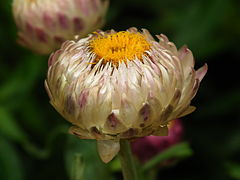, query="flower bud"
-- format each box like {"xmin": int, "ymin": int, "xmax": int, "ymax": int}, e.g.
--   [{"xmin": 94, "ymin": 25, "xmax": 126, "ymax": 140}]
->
[
  {"xmin": 12, "ymin": 0, "xmax": 109, "ymax": 54},
  {"xmin": 131, "ymin": 119, "xmax": 183, "ymax": 163},
  {"xmin": 45, "ymin": 28, "xmax": 207, "ymax": 163}
]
